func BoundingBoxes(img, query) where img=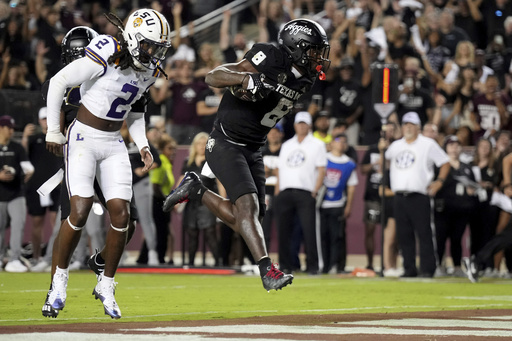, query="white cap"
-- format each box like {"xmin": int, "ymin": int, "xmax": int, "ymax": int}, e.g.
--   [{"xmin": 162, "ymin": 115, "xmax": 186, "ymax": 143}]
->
[
  {"xmin": 38, "ymin": 107, "xmax": 47, "ymax": 120},
  {"xmin": 294, "ymin": 111, "xmax": 312, "ymax": 125},
  {"xmin": 401, "ymin": 111, "xmax": 421, "ymax": 126}
]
